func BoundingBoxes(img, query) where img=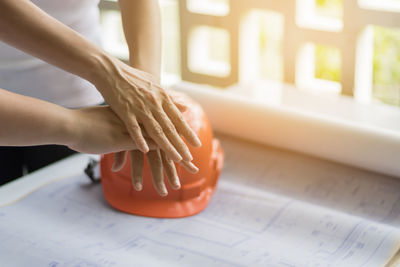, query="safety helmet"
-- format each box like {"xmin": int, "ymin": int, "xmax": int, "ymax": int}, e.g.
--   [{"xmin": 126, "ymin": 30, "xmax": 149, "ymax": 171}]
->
[{"xmin": 100, "ymin": 93, "xmax": 224, "ymax": 218}]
